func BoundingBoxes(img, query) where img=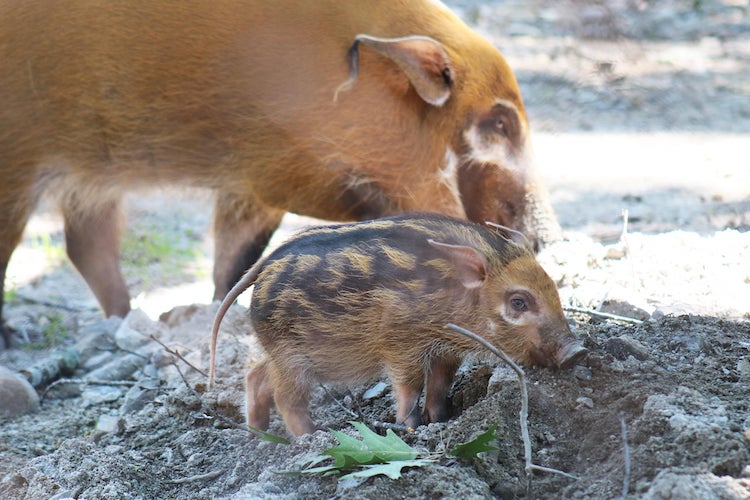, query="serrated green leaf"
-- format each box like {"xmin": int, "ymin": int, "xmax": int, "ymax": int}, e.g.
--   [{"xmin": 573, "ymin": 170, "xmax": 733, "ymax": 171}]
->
[
  {"xmin": 339, "ymin": 459, "xmax": 436, "ymax": 480},
  {"xmin": 449, "ymin": 424, "xmax": 500, "ymax": 460},
  {"xmin": 247, "ymin": 425, "xmax": 290, "ymax": 445},
  {"xmin": 347, "ymin": 422, "xmax": 418, "ymax": 462},
  {"xmin": 326, "ymin": 428, "xmax": 376, "ymax": 467}
]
